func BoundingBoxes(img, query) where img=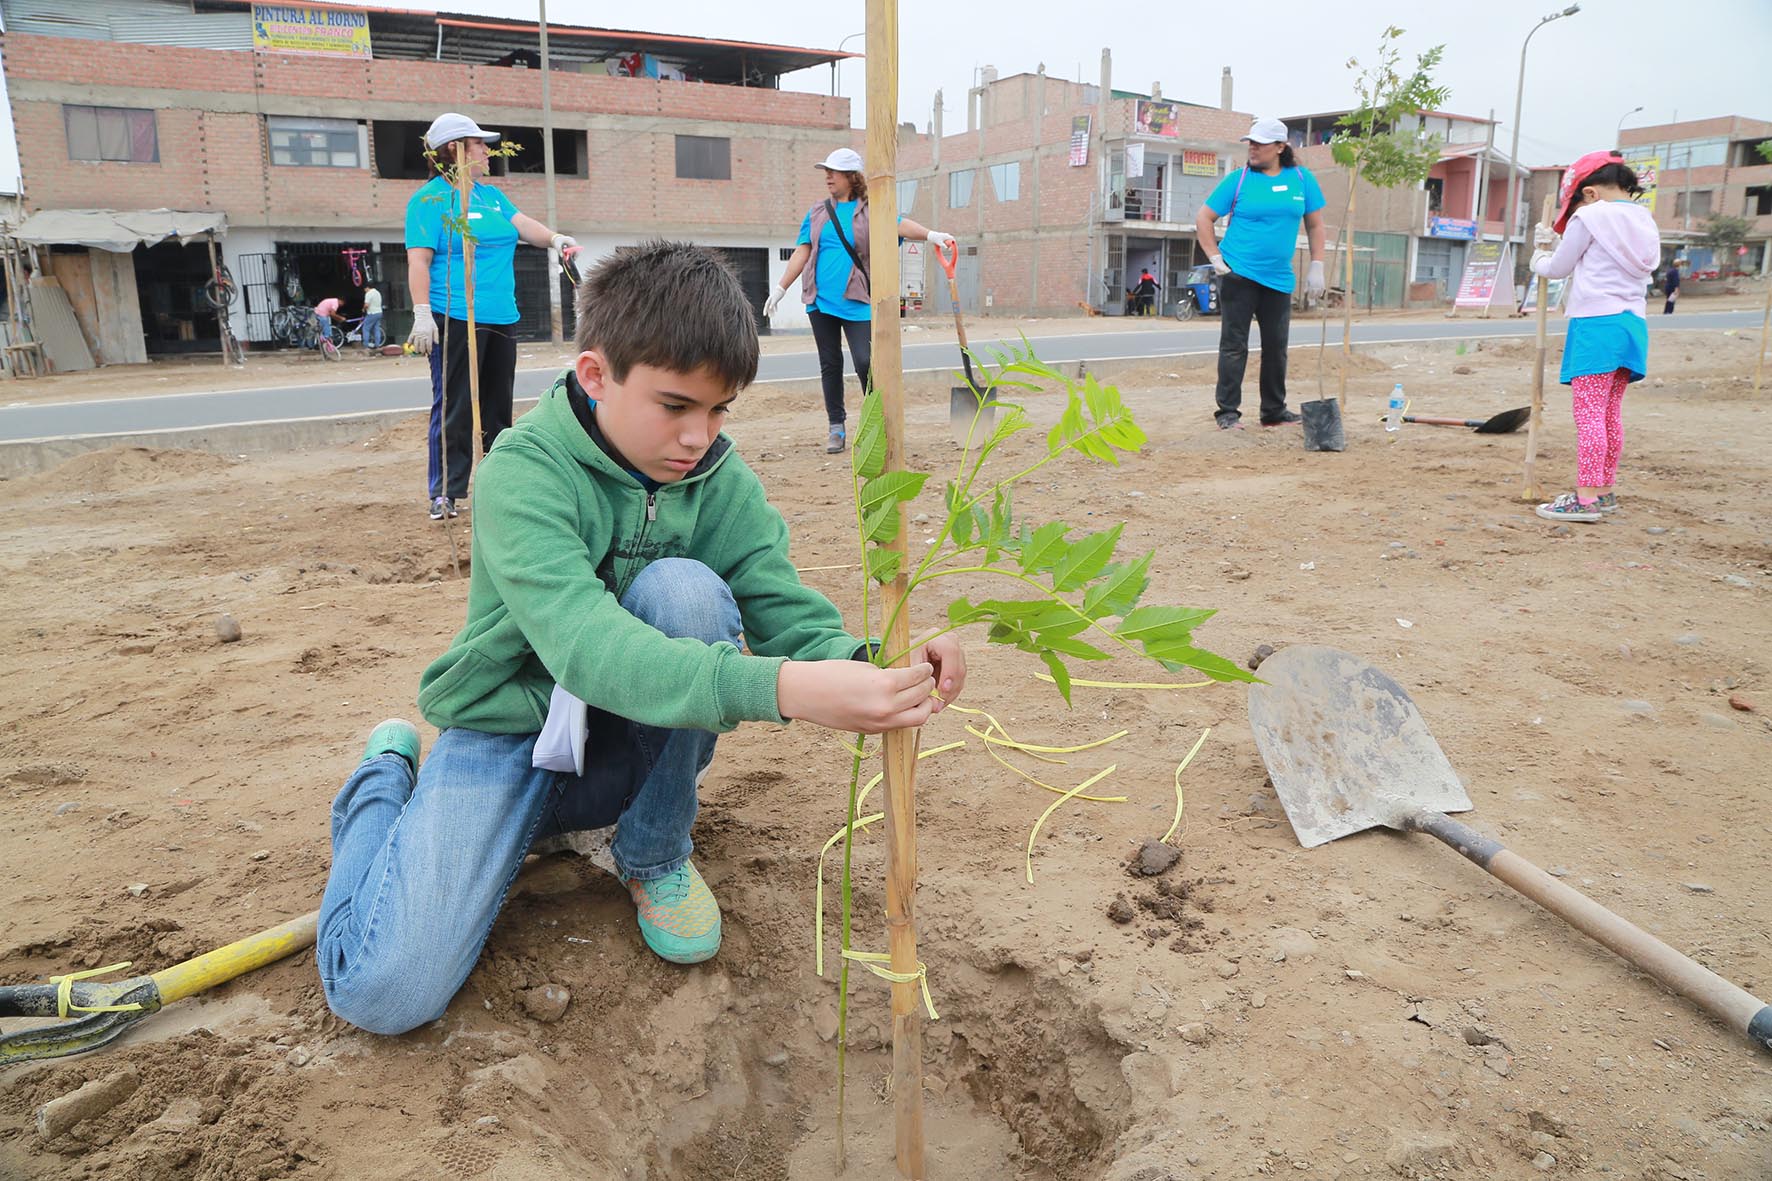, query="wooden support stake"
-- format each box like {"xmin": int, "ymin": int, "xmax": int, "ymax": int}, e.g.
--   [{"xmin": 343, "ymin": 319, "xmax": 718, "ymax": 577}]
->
[
  {"xmin": 1521, "ymin": 194, "xmax": 1555, "ymax": 500},
  {"xmin": 455, "ymin": 161, "xmax": 483, "ymax": 461},
  {"xmin": 1754, "ymin": 272, "xmax": 1771, "ymax": 395},
  {"xmin": 864, "ymin": 0, "xmax": 926, "ymax": 1174},
  {"xmin": 1337, "ymin": 180, "xmax": 1358, "ymax": 408}
]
